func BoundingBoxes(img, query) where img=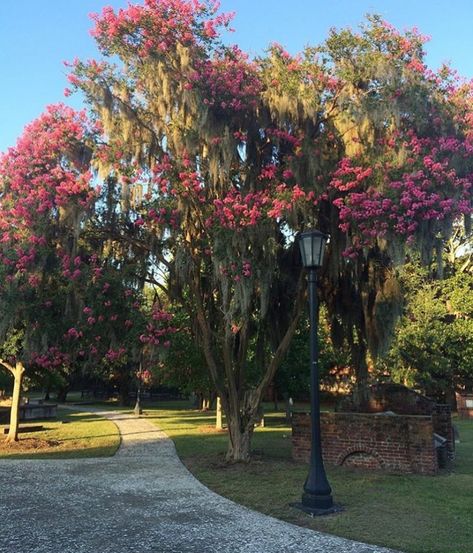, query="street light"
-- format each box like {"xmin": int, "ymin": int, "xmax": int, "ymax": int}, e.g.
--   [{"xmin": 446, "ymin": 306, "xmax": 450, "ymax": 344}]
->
[
  {"xmin": 134, "ymin": 362, "xmax": 143, "ymax": 417},
  {"xmin": 297, "ymin": 229, "xmax": 336, "ymax": 515}
]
